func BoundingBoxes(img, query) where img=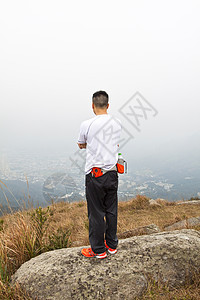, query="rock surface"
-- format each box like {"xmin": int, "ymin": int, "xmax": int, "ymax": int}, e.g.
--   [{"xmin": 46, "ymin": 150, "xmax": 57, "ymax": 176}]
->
[
  {"xmin": 149, "ymin": 198, "xmax": 167, "ymax": 206},
  {"xmin": 11, "ymin": 229, "xmax": 200, "ymax": 300},
  {"xmin": 177, "ymin": 200, "xmax": 200, "ymax": 205},
  {"xmin": 165, "ymin": 217, "xmax": 200, "ymax": 231},
  {"xmin": 118, "ymin": 224, "xmax": 160, "ymax": 239}
]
